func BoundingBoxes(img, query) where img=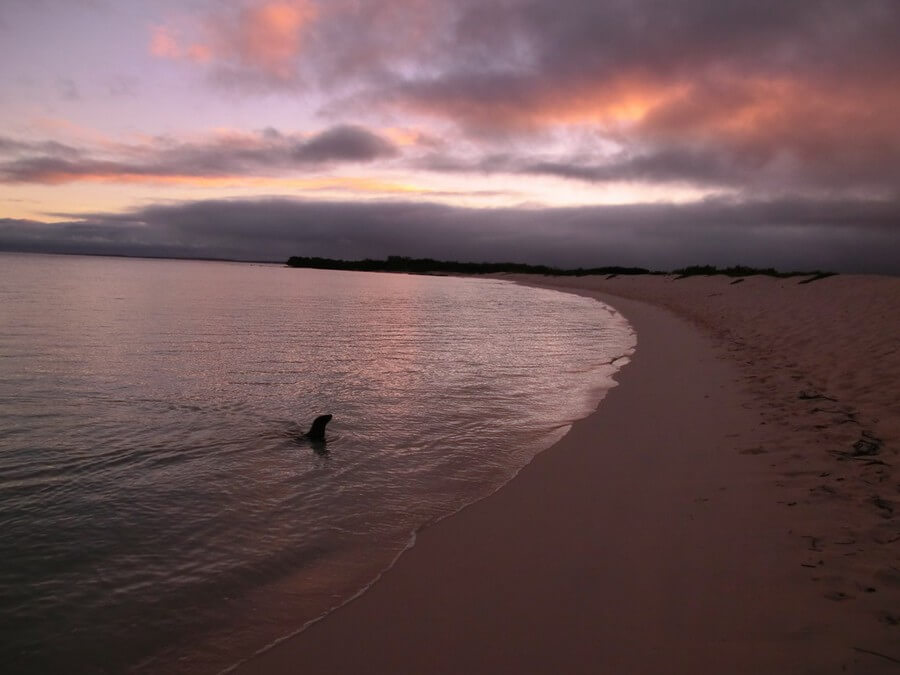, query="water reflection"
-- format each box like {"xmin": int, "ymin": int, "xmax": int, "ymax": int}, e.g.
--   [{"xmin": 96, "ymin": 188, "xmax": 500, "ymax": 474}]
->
[{"xmin": 0, "ymin": 253, "xmax": 634, "ymax": 674}]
